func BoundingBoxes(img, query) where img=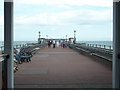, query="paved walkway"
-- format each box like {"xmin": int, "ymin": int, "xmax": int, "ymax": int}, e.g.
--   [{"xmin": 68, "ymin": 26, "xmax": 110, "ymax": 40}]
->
[{"xmin": 14, "ymin": 47, "xmax": 112, "ymax": 88}]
